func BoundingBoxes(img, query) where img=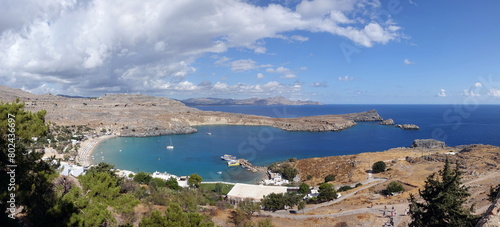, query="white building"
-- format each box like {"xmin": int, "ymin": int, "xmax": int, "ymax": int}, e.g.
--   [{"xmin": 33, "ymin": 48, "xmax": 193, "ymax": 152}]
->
[{"xmin": 59, "ymin": 162, "xmax": 85, "ymax": 177}]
